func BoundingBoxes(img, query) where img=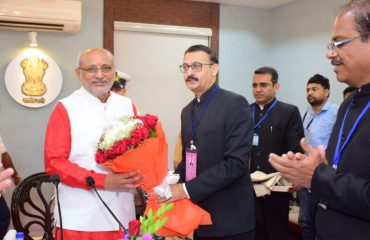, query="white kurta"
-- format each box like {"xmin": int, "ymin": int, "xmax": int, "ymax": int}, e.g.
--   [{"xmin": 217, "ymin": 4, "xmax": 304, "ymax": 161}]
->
[{"xmin": 56, "ymin": 87, "xmax": 136, "ymax": 231}]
